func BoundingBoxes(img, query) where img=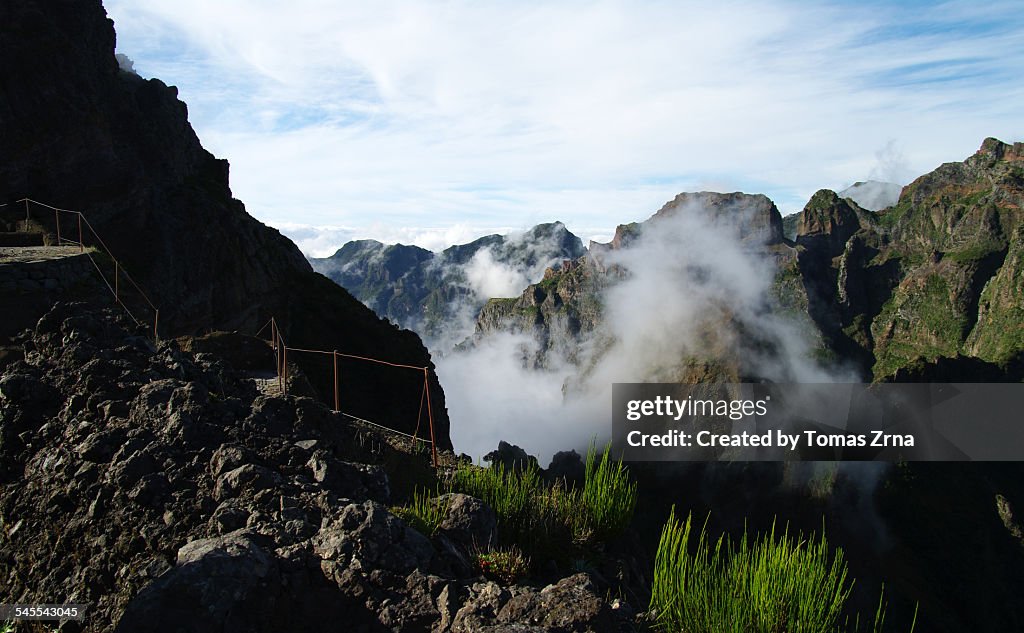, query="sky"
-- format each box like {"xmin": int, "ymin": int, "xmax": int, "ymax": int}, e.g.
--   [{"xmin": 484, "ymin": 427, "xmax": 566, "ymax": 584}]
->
[{"xmin": 104, "ymin": 0, "xmax": 1024, "ymax": 257}]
